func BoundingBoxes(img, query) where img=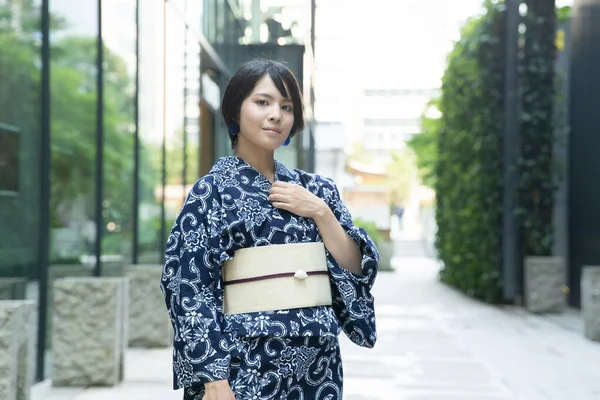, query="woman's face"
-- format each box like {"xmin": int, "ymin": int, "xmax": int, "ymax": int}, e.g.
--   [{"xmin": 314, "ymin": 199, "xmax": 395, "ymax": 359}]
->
[{"xmin": 237, "ymin": 74, "xmax": 295, "ymax": 152}]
